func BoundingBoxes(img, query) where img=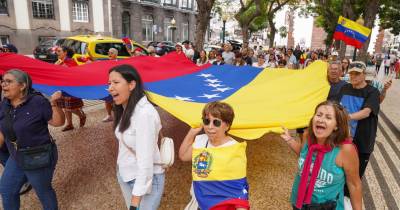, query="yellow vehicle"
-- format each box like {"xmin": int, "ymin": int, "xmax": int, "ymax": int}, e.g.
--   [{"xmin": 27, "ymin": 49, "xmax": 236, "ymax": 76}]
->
[{"xmin": 57, "ymin": 35, "xmax": 148, "ymax": 64}]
